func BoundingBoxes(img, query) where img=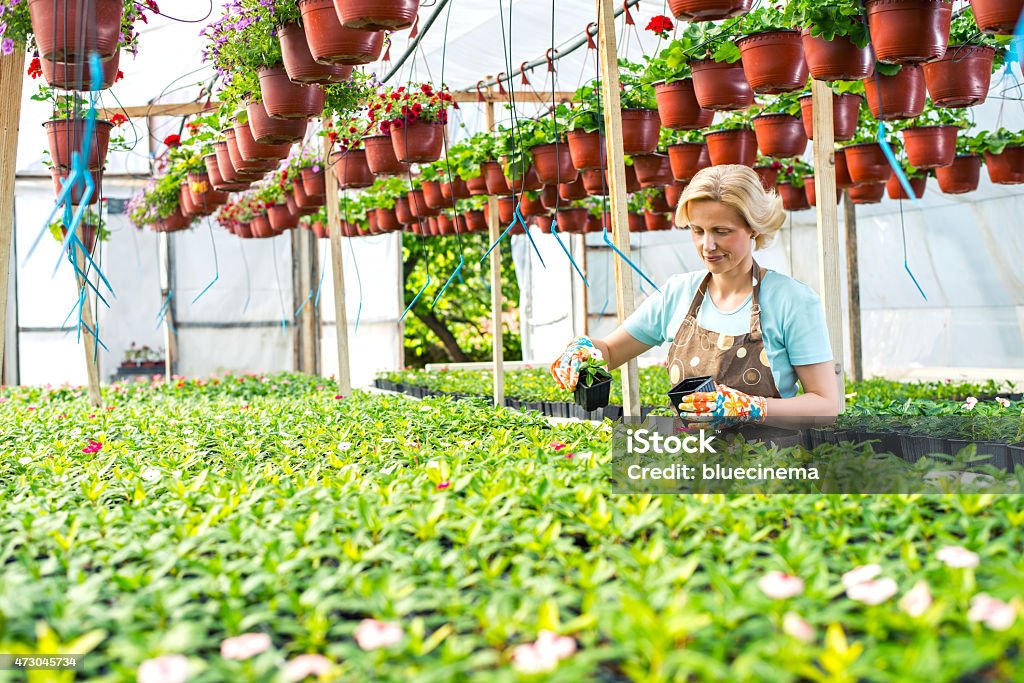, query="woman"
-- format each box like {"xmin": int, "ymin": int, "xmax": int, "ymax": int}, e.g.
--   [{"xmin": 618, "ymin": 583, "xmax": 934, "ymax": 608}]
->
[{"xmin": 551, "ymin": 165, "xmax": 839, "ymax": 422}]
